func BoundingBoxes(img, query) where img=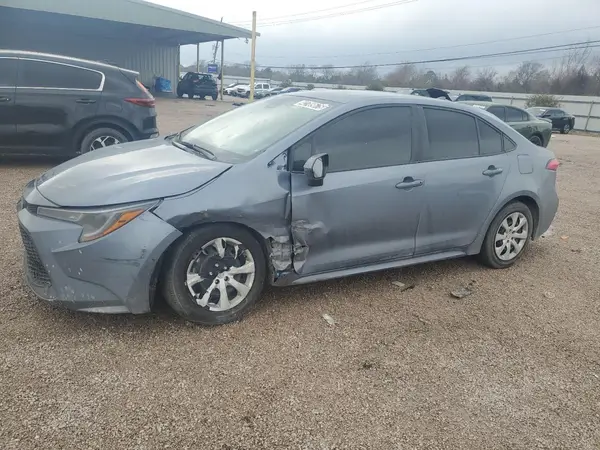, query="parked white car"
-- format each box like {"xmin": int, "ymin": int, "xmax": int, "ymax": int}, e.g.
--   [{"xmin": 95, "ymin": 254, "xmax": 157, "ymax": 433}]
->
[
  {"xmin": 224, "ymin": 83, "xmax": 243, "ymax": 96},
  {"xmin": 236, "ymin": 82, "xmax": 271, "ymax": 98}
]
